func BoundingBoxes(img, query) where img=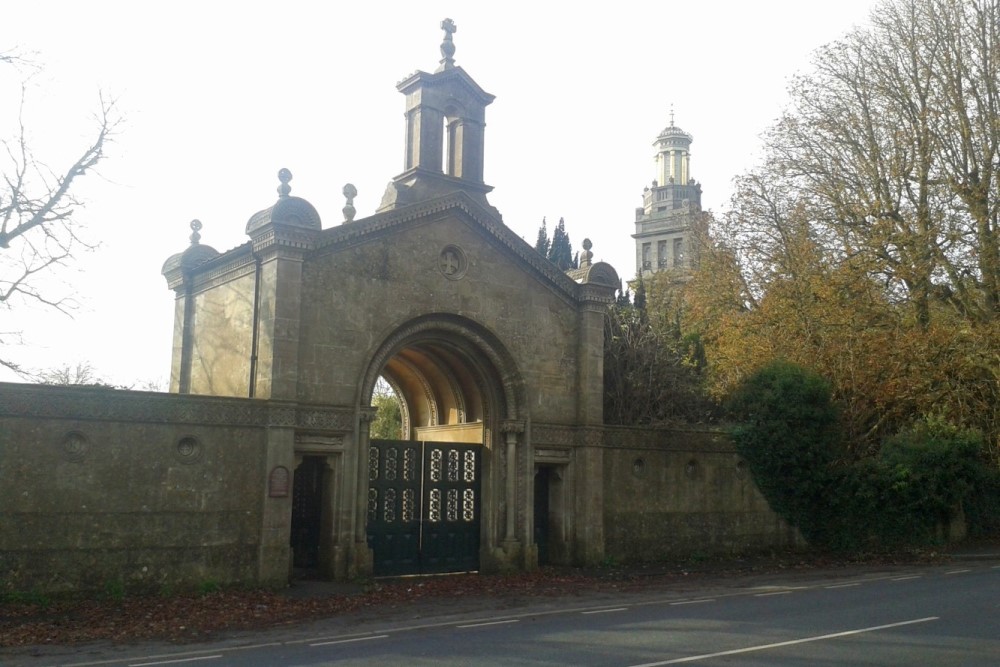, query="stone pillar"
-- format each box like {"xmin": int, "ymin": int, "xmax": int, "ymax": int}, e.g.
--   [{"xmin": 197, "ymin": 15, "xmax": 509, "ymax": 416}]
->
[
  {"xmin": 257, "ymin": 419, "xmax": 296, "ymax": 585},
  {"xmin": 253, "ymin": 249, "xmax": 305, "ymax": 400},
  {"xmin": 348, "ymin": 408, "xmax": 377, "ymax": 579},
  {"xmin": 573, "ymin": 286, "xmax": 615, "ymax": 564},
  {"xmin": 499, "ymin": 419, "xmax": 525, "ymax": 566},
  {"xmin": 576, "ymin": 288, "xmax": 610, "ymax": 425},
  {"xmin": 573, "ymin": 428, "xmax": 605, "ymax": 566}
]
